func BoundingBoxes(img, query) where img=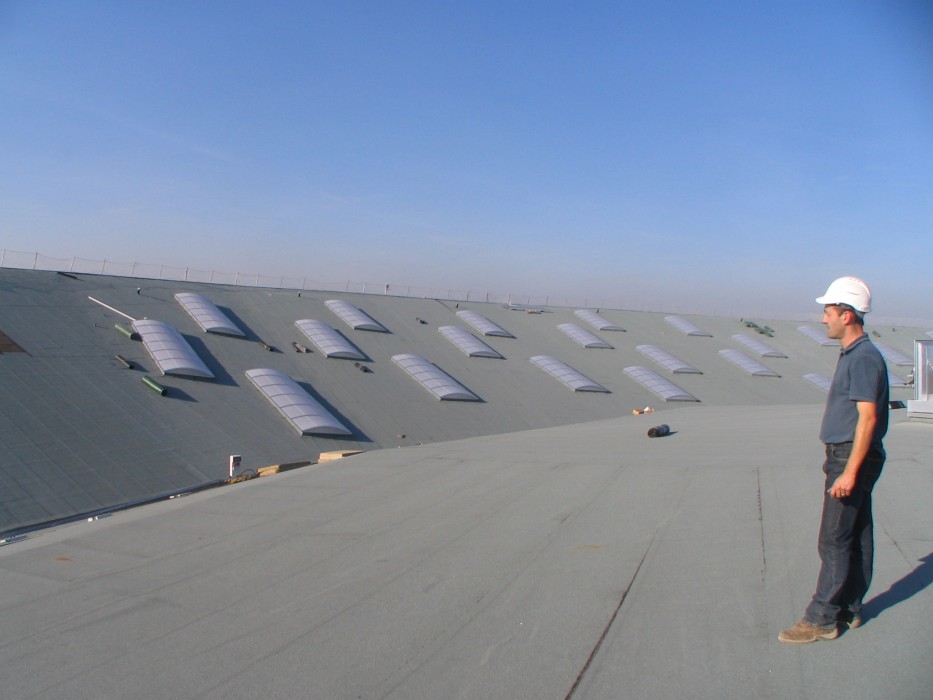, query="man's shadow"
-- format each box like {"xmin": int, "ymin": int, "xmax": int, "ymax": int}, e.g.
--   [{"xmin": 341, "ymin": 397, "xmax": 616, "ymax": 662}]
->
[{"xmin": 862, "ymin": 552, "xmax": 933, "ymax": 623}]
